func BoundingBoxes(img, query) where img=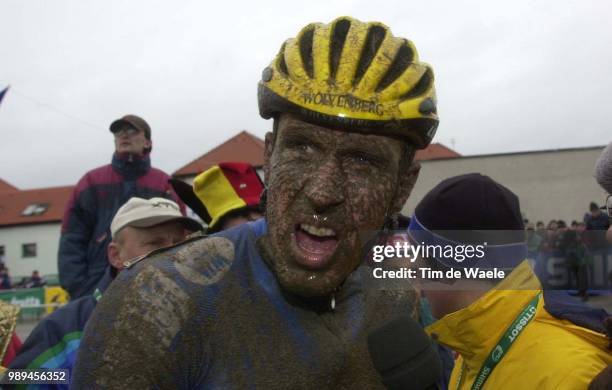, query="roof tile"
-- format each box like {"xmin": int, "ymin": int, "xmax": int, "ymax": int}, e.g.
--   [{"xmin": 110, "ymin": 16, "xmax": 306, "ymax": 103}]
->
[
  {"xmin": 415, "ymin": 143, "xmax": 461, "ymax": 161},
  {"xmin": 0, "ymin": 178, "xmax": 18, "ymax": 194},
  {"xmin": 0, "ymin": 186, "xmax": 73, "ymax": 226},
  {"xmin": 173, "ymin": 131, "xmax": 265, "ymax": 177}
]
